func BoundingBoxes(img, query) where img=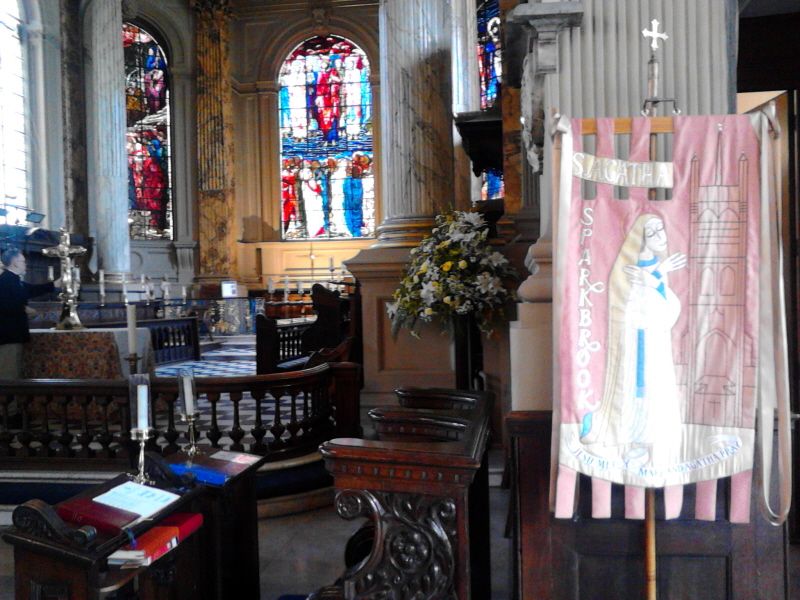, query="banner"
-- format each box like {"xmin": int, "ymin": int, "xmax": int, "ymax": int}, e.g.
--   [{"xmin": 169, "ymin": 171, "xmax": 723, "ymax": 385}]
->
[{"xmin": 552, "ymin": 115, "xmax": 788, "ymax": 521}]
